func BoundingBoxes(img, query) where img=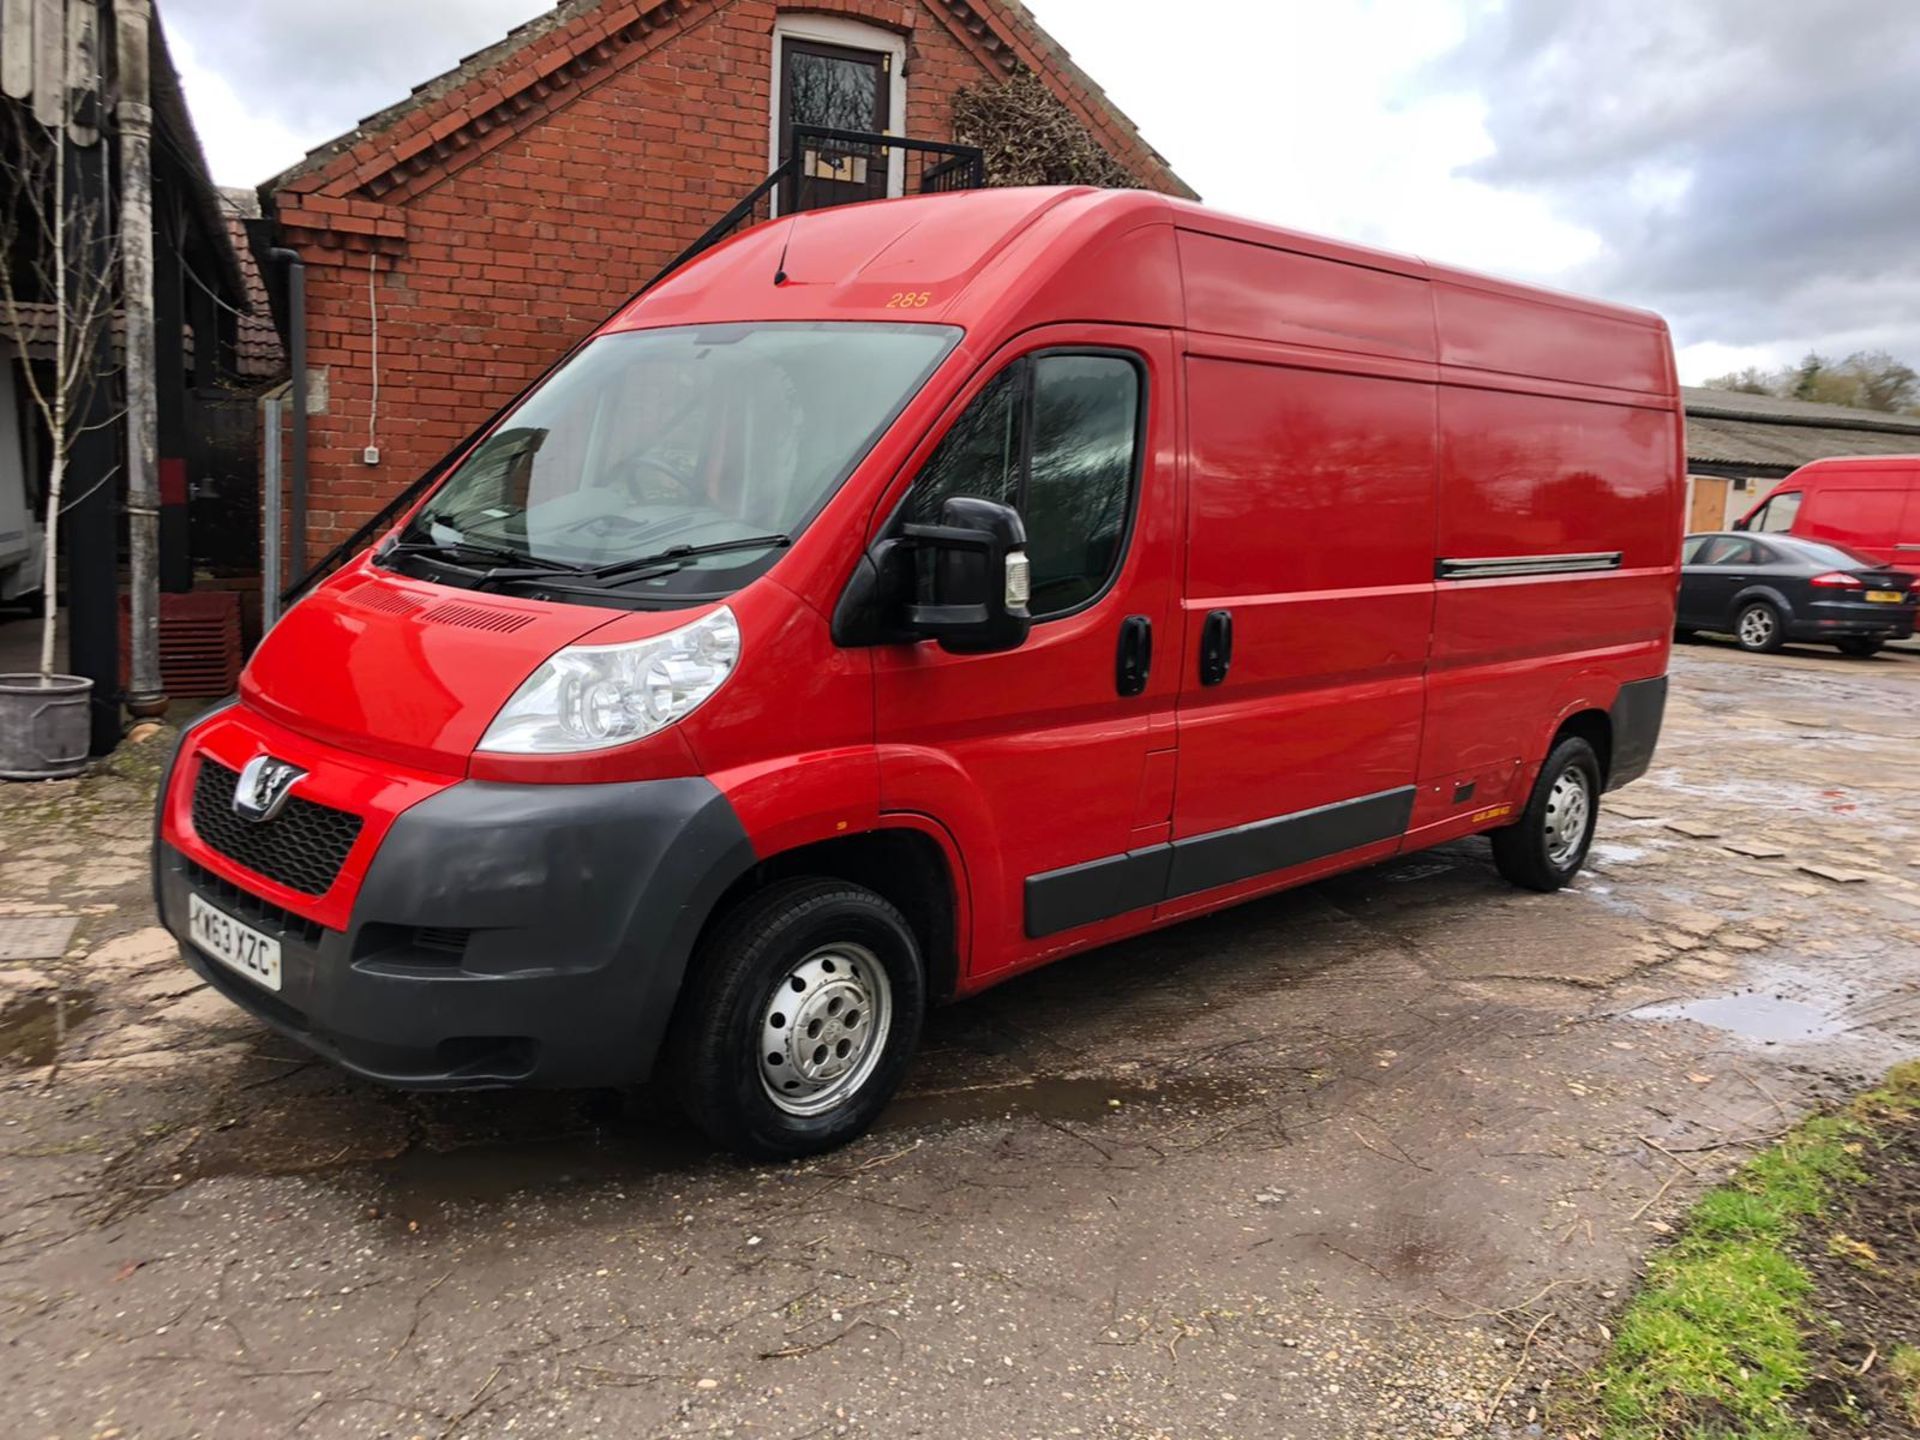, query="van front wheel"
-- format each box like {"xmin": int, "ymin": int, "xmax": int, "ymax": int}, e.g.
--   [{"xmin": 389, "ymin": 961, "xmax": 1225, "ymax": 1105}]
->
[
  {"xmin": 1491, "ymin": 736, "xmax": 1602, "ymax": 892},
  {"xmin": 667, "ymin": 879, "xmax": 926, "ymax": 1161}
]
